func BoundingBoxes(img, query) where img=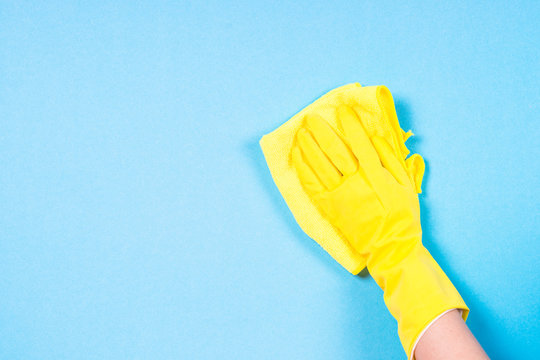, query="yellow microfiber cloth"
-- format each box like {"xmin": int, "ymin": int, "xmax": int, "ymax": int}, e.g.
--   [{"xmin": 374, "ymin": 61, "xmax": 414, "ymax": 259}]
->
[{"xmin": 259, "ymin": 83, "xmax": 425, "ymax": 274}]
